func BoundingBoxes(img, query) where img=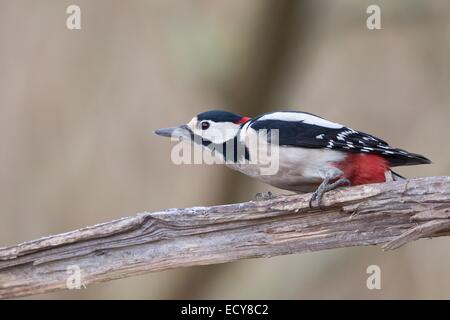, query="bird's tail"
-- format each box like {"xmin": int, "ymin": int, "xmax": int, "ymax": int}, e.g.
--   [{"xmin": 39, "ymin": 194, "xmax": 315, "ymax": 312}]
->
[
  {"xmin": 385, "ymin": 170, "xmax": 406, "ymax": 182},
  {"xmin": 391, "ymin": 170, "xmax": 406, "ymax": 181}
]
